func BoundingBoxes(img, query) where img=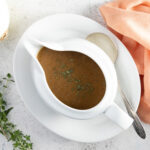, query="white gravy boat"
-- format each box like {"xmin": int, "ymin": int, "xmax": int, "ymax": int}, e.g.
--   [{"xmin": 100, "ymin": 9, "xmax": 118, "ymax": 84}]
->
[{"xmin": 24, "ymin": 37, "xmax": 133, "ymax": 129}]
